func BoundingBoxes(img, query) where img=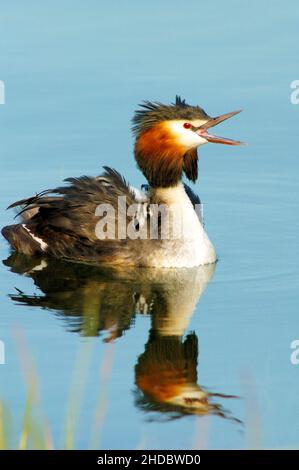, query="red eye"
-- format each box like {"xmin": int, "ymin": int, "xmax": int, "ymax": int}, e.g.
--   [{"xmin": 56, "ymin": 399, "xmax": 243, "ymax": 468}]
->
[{"xmin": 183, "ymin": 122, "xmax": 191, "ymax": 129}]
